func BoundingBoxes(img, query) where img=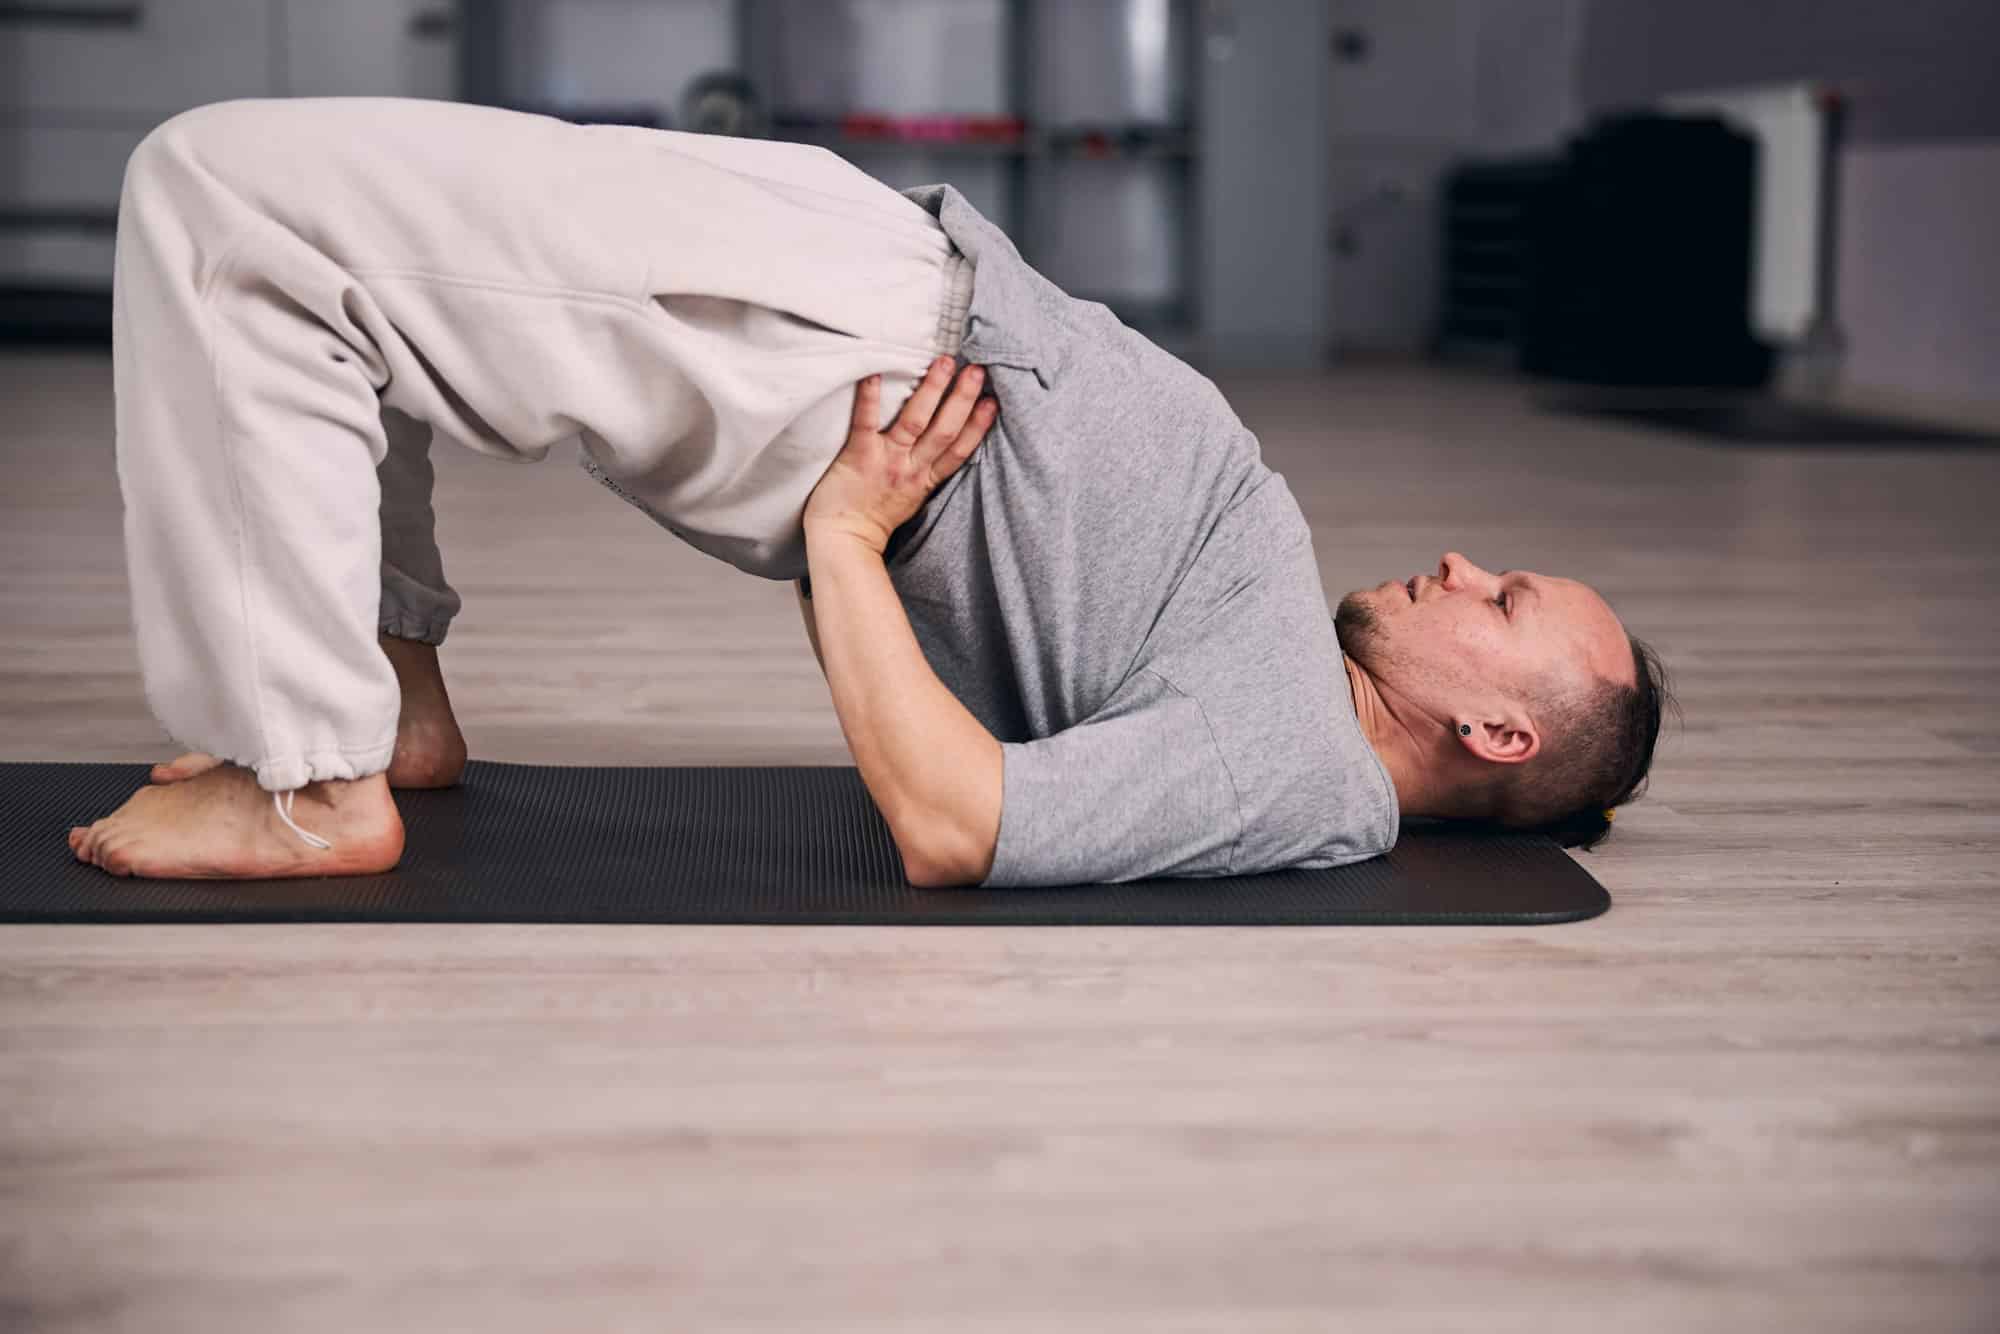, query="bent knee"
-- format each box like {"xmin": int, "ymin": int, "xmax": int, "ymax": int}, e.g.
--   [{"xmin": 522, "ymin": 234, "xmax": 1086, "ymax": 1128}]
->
[{"xmin": 123, "ymin": 99, "xmax": 287, "ymax": 201}]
